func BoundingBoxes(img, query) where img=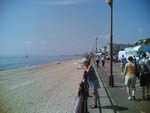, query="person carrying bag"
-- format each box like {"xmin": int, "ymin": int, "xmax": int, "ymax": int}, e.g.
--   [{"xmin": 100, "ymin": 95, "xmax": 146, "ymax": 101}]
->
[{"xmin": 139, "ymin": 53, "xmax": 150, "ymax": 100}]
